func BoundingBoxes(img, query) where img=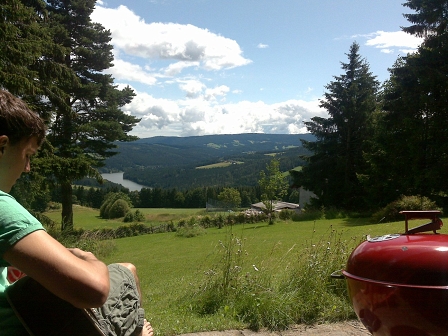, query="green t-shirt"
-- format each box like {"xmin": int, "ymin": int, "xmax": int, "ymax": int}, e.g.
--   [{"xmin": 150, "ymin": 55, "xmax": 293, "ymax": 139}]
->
[{"xmin": 0, "ymin": 191, "xmax": 45, "ymax": 335}]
